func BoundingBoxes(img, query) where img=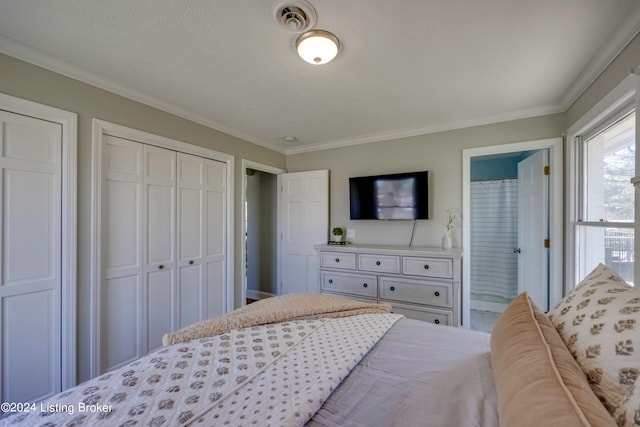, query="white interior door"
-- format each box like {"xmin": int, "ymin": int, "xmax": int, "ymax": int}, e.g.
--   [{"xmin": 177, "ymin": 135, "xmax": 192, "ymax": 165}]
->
[
  {"xmin": 144, "ymin": 145, "xmax": 176, "ymax": 352},
  {"xmin": 0, "ymin": 110, "xmax": 62, "ymax": 402},
  {"xmin": 278, "ymin": 170, "xmax": 328, "ymax": 295},
  {"xmin": 517, "ymin": 150, "xmax": 549, "ymax": 310},
  {"xmin": 203, "ymin": 159, "xmax": 227, "ymax": 318},
  {"xmin": 177, "ymin": 153, "xmax": 204, "ymax": 329},
  {"xmin": 101, "ymin": 135, "xmax": 142, "ymax": 372}
]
